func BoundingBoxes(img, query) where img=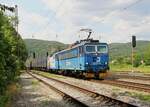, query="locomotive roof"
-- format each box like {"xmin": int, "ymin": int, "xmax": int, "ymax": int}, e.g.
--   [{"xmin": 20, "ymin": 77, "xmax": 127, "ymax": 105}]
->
[{"xmin": 53, "ymin": 40, "xmax": 107, "ymax": 55}]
